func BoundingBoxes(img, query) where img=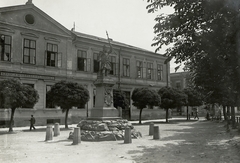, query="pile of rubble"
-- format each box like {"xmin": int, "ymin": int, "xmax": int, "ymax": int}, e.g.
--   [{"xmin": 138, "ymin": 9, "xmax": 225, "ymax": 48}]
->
[{"xmin": 69, "ymin": 119, "xmax": 142, "ymax": 141}]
